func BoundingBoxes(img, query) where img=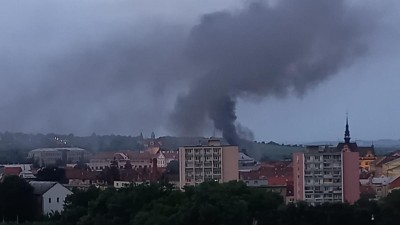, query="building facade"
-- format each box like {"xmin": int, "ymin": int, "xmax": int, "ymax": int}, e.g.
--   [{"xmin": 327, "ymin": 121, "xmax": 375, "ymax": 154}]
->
[
  {"xmin": 178, "ymin": 139, "xmax": 239, "ymax": 189},
  {"xmin": 28, "ymin": 148, "xmax": 90, "ymax": 166},
  {"xmin": 293, "ymin": 145, "xmax": 359, "ymax": 205},
  {"xmin": 30, "ymin": 181, "xmax": 72, "ymax": 215}
]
